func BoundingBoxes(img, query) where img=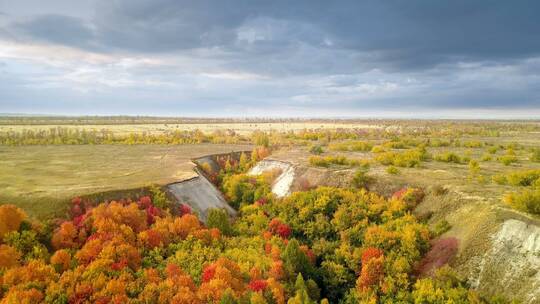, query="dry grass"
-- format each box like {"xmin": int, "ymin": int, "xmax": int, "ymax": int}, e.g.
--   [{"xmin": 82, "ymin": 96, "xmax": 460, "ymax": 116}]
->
[
  {"xmin": 0, "ymin": 122, "xmax": 381, "ymax": 136},
  {"xmin": 0, "ymin": 144, "xmax": 251, "ymax": 219}
]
